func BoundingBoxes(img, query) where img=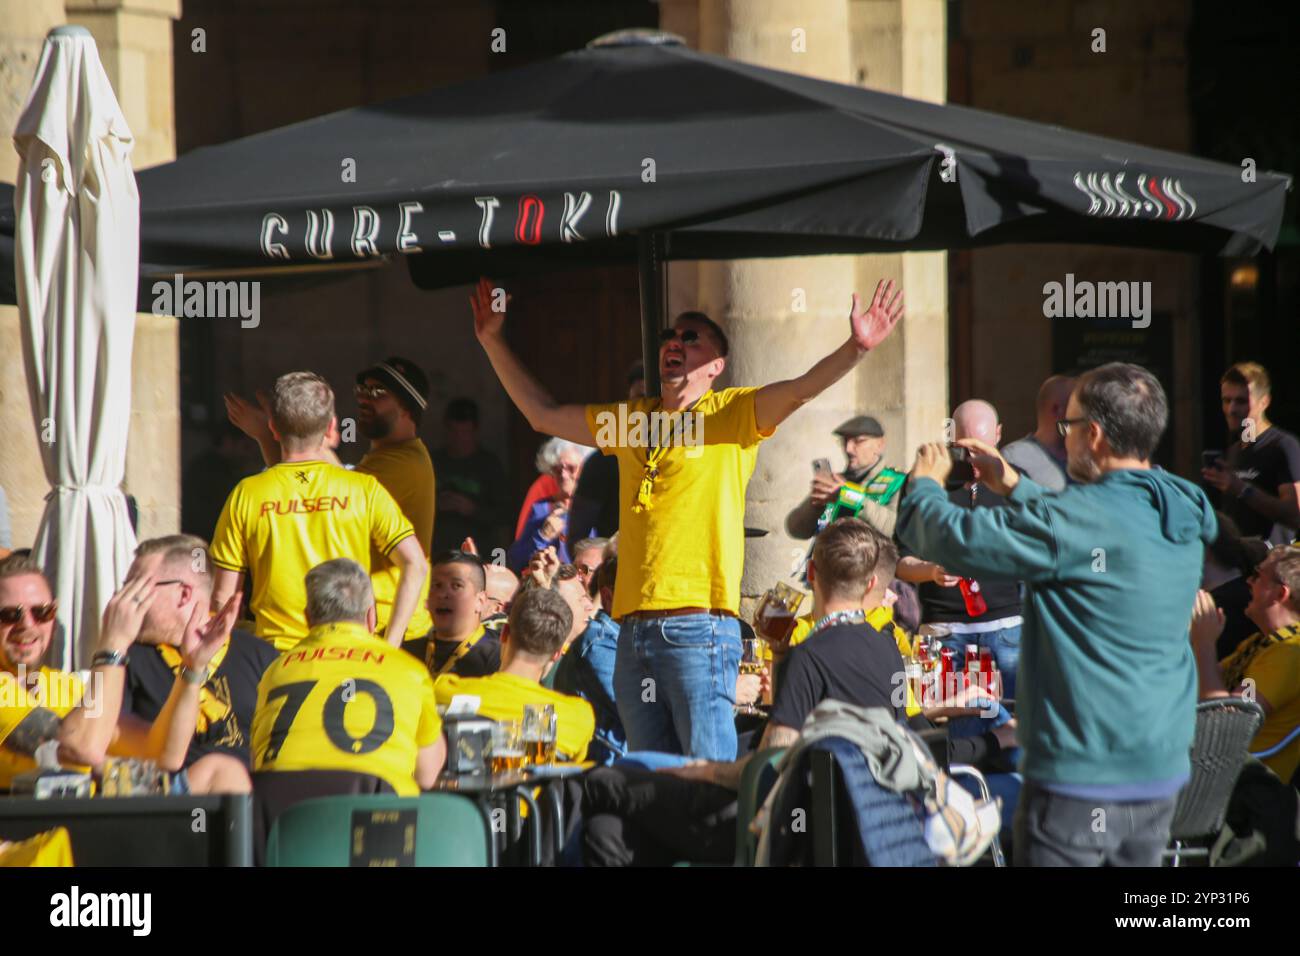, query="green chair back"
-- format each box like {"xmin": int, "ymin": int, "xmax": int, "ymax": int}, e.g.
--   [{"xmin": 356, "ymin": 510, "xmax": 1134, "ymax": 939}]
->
[
  {"xmin": 734, "ymin": 747, "xmax": 787, "ymax": 866},
  {"xmin": 266, "ymin": 793, "xmax": 490, "ymax": 867}
]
